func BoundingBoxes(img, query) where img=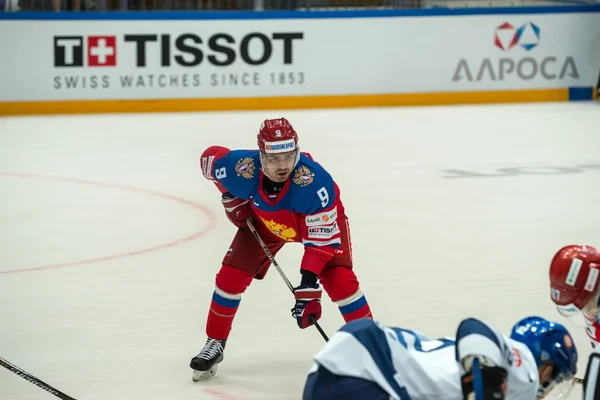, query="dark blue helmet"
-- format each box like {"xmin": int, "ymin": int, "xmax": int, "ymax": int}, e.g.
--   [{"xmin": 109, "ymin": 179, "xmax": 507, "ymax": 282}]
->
[{"xmin": 510, "ymin": 316, "xmax": 577, "ymax": 398}]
